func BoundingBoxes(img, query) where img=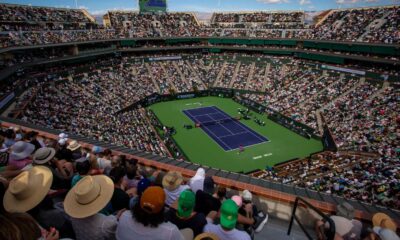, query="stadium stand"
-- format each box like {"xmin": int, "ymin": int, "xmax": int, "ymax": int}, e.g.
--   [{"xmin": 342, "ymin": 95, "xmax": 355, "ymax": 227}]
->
[{"xmin": 0, "ymin": 2, "xmax": 399, "ymax": 240}]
